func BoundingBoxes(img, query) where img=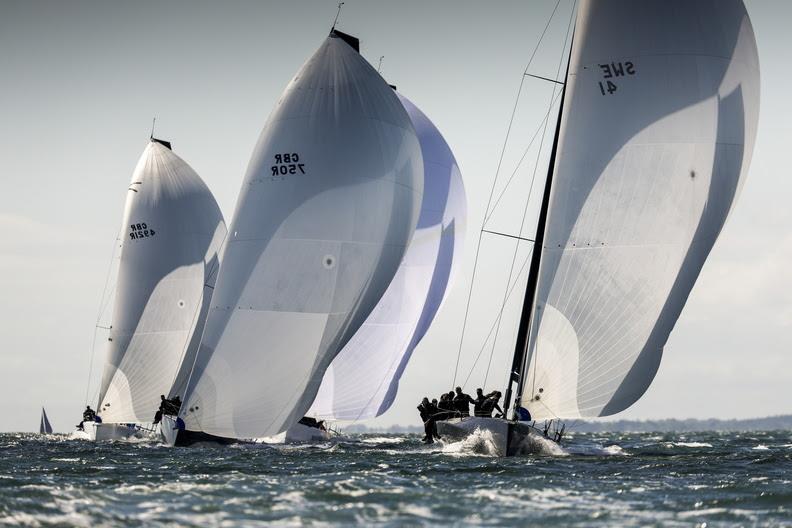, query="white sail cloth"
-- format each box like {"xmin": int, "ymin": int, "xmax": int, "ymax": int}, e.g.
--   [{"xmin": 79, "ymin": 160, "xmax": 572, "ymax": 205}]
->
[
  {"xmin": 309, "ymin": 94, "xmax": 466, "ymax": 421},
  {"xmin": 522, "ymin": 0, "xmax": 759, "ymax": 419},
  {"xmin": 97, "ymin": 141, "xmax": 226, "ymax": 423},
  {"xmin": 180, "ymin": 33, "xmax": 423, "ymax": 438}
]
